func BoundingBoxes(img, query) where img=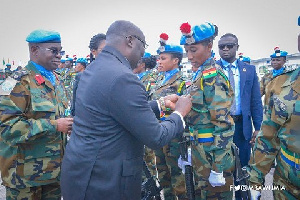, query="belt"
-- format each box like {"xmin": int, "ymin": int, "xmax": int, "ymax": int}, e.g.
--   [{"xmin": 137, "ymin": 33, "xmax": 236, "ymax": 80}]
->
[
  {"xmin": 280, "ymin": 145, "xmax": 300, "ymax": 170},
  {"xmin": 189, "ymin": 127, "xmax": 214, "ymax": 143},
  {"xmin": 231, "ymin": 115, "xmax": 242, "ymax": 122}
]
